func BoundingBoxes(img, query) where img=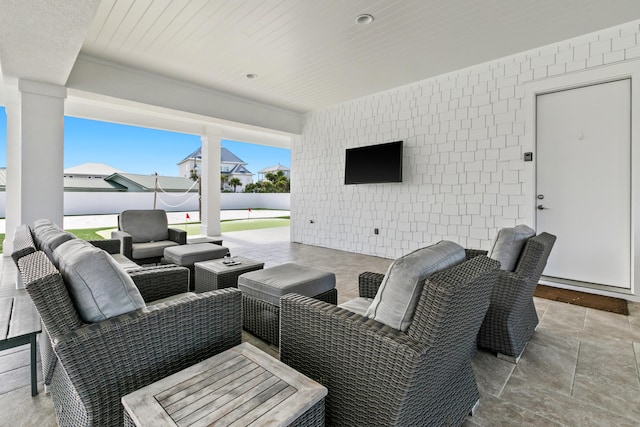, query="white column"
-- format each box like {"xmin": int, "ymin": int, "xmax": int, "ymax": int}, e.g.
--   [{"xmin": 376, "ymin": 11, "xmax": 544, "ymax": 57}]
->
[
  {"xmin": 200, "ymin": 127, "xmax": 221, "ymax": 236},
  {"xmin": 3, "ymin": 80, "xmax": 22, "ymax": 256},
  {"xmin": 3, "ymin": 79, "xmax": 66, "ymax": 256}
]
